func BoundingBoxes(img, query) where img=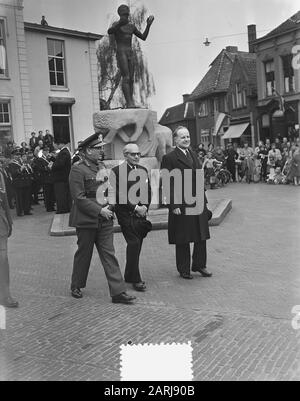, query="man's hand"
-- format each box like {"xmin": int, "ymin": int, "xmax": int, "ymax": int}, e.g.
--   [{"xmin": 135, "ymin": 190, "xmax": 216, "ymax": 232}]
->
[
  {"xmin": 100, "ymin": 205, "xmax": 114, "ymax": 220},
  {"xmin": 172, "ymin": 208, "xmax": 181, "ymax": 215},
  {"xmin": 135, "ymin": 205, "xmax": 147, "ymax": 217},
  {"xmin": 147, "ymin": 15, "xmax": 154, "ymax": 26}
]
